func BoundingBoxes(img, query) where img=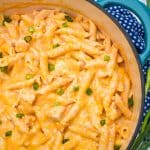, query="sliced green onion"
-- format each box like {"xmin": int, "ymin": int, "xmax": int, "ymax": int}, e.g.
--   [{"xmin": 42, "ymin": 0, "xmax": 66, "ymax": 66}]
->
[
  {"xmin": 33, "ymin": 82, "xmax": 39, "ymax": 91},
  {"xmin": 145, "ymin": 68, "xmax": 150, "ymax": 95},
  {"xmin": 147, "ymin": 0, "xmax": 150, "ymax": 7},
  {"xmin": 62, "ymin": 22, "xmax": 68, "ymax": 28},
  {"xmin": 0, "ymin": 52, "xmax": 3, "ymax": 58},
  {"xmin": 5, "ymin": 130, "xmax": 12, "ymax": 137},
  {"xmin": 3, "ymin": 16, "xmax": 12, "ymax": 25},
  {"xmin": 53, "ymin": 43, "xmax": 60, "ymax": 49},
  {"xmin": 128, "ymin": 96, "xmax": 134, "ymax": 108},
  {"xmin": 130, "ymin": 110, "xmax": 150, "ymax": 149},
  {"xmin": 25, "ymin": 74, "xmax": 33, "ymax": 80},
  {"xmin": 114, "ymin": 144, "xmax": 121, "ymax": 150},
  {"xmin": 73, "ymin": 85, "xmax": 79, "ymax": 92},
  {"xmin": 62, "ymin": 138, "xmax": 70, "ymax": 144},
  {"xmin": 104, "ymin": 55, "xmax": 111, "ymax": 61},
  {"xmin": 24, "ymin": 36, "xmax": 32, "ymax": 43},
  {"xmin": 53, "ymin": 101, "xmax": 60, "ymax": 107},
  {"xmin": 48, "ymin": 63, "xmax": 55, "ymax": 71},
  {"xmin": 56, "ymin": 88, "xmax": 64, "ymax": 96},
  {"xmin": 16, "ymin": 113, "xmax": 24, "ymax": 119},
  {"xmin": 86, "ymin": 88, "xmax": 93, "ymax": 96},
  {"xmin": 65, "ymin": 15, "xmax": 73, "ymax": 22},
  {"xmin": 141, "ymin": 110, "xmax": 150, "ymax": 133},
  {"xmin": 100, "ymin": 119, "xmax": 106, "ymax": 126},
  {"xmin": 28, "ymin": 26, "xmax": 35, "ymax": 33},
  {"xmin": 0, "ymin": 66, "xmax": 8, "ymax": 73}
]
